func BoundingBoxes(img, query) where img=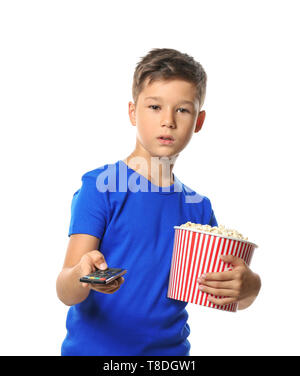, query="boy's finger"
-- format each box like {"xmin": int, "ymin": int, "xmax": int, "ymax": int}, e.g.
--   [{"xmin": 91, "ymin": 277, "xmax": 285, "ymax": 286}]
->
[
  {"xmin": 198, "ymin": 284, "xmax": 236, "ymax": 297},
  {"xmin": 98, "ymin": 262, "xmax": 108, "ymax": 270},
  {"xmin": 92, "ymin": 278, "xmax": 123, "ymax": 292},
  {"xmin": 220, "ymin": 254, "xmax": 245, "ymax": 266},
  {"xmin": 88, "ymin": 250, "xmax": 107, "ymax": 269},
  {"xmin": 207, "ymin": 295, "xmax": 237, "ymax": 306},
  {"xmin": 199, "ymin": 270, "xmax": 235, "ymax": 281},
  {"xmin": 91, "ymin": 281, "xmax": 117, "ymax": 290},
  {"xmin": 91, "ymin": 282, "xmax": 112, "ymax": 288},
  {"xmin": 197, "ymin": 279, "xmax": 234, "ymax": 289}
]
